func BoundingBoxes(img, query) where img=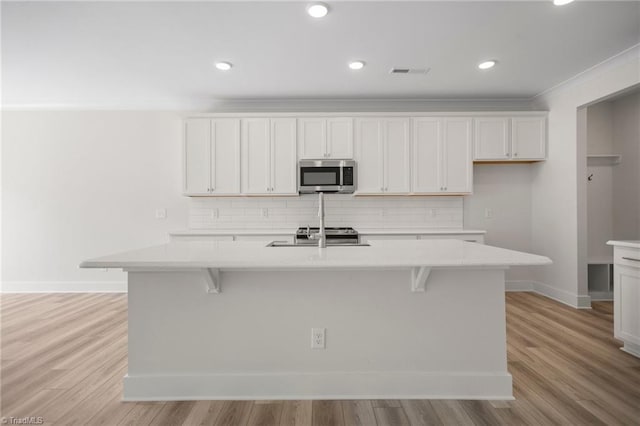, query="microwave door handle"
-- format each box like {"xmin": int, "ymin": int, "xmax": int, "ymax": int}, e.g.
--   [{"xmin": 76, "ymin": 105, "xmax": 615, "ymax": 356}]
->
[{"xmin": 339, "ymin": 167, "xmax": 343, "ymax": 186}]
